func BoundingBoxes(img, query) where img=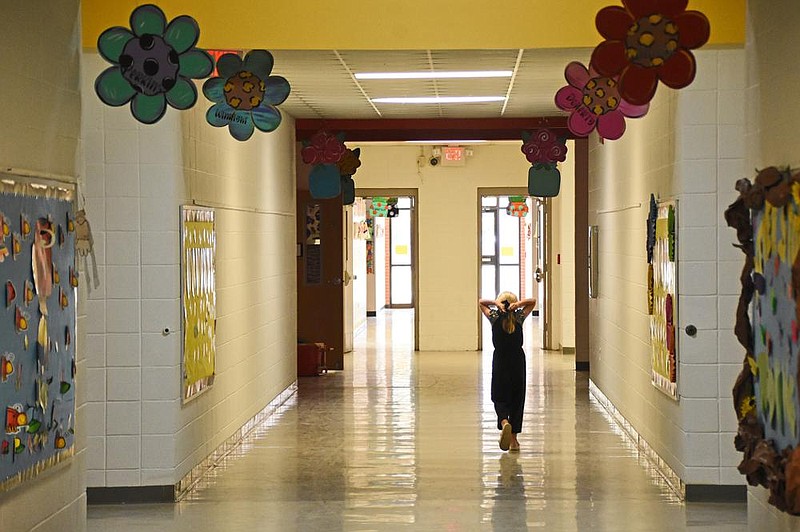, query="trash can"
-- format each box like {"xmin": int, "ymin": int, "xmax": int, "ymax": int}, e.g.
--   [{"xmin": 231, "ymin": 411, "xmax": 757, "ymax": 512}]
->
[{"xmin": 297, "ymin": 343, "xmax": 327, "ymax": 376}]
